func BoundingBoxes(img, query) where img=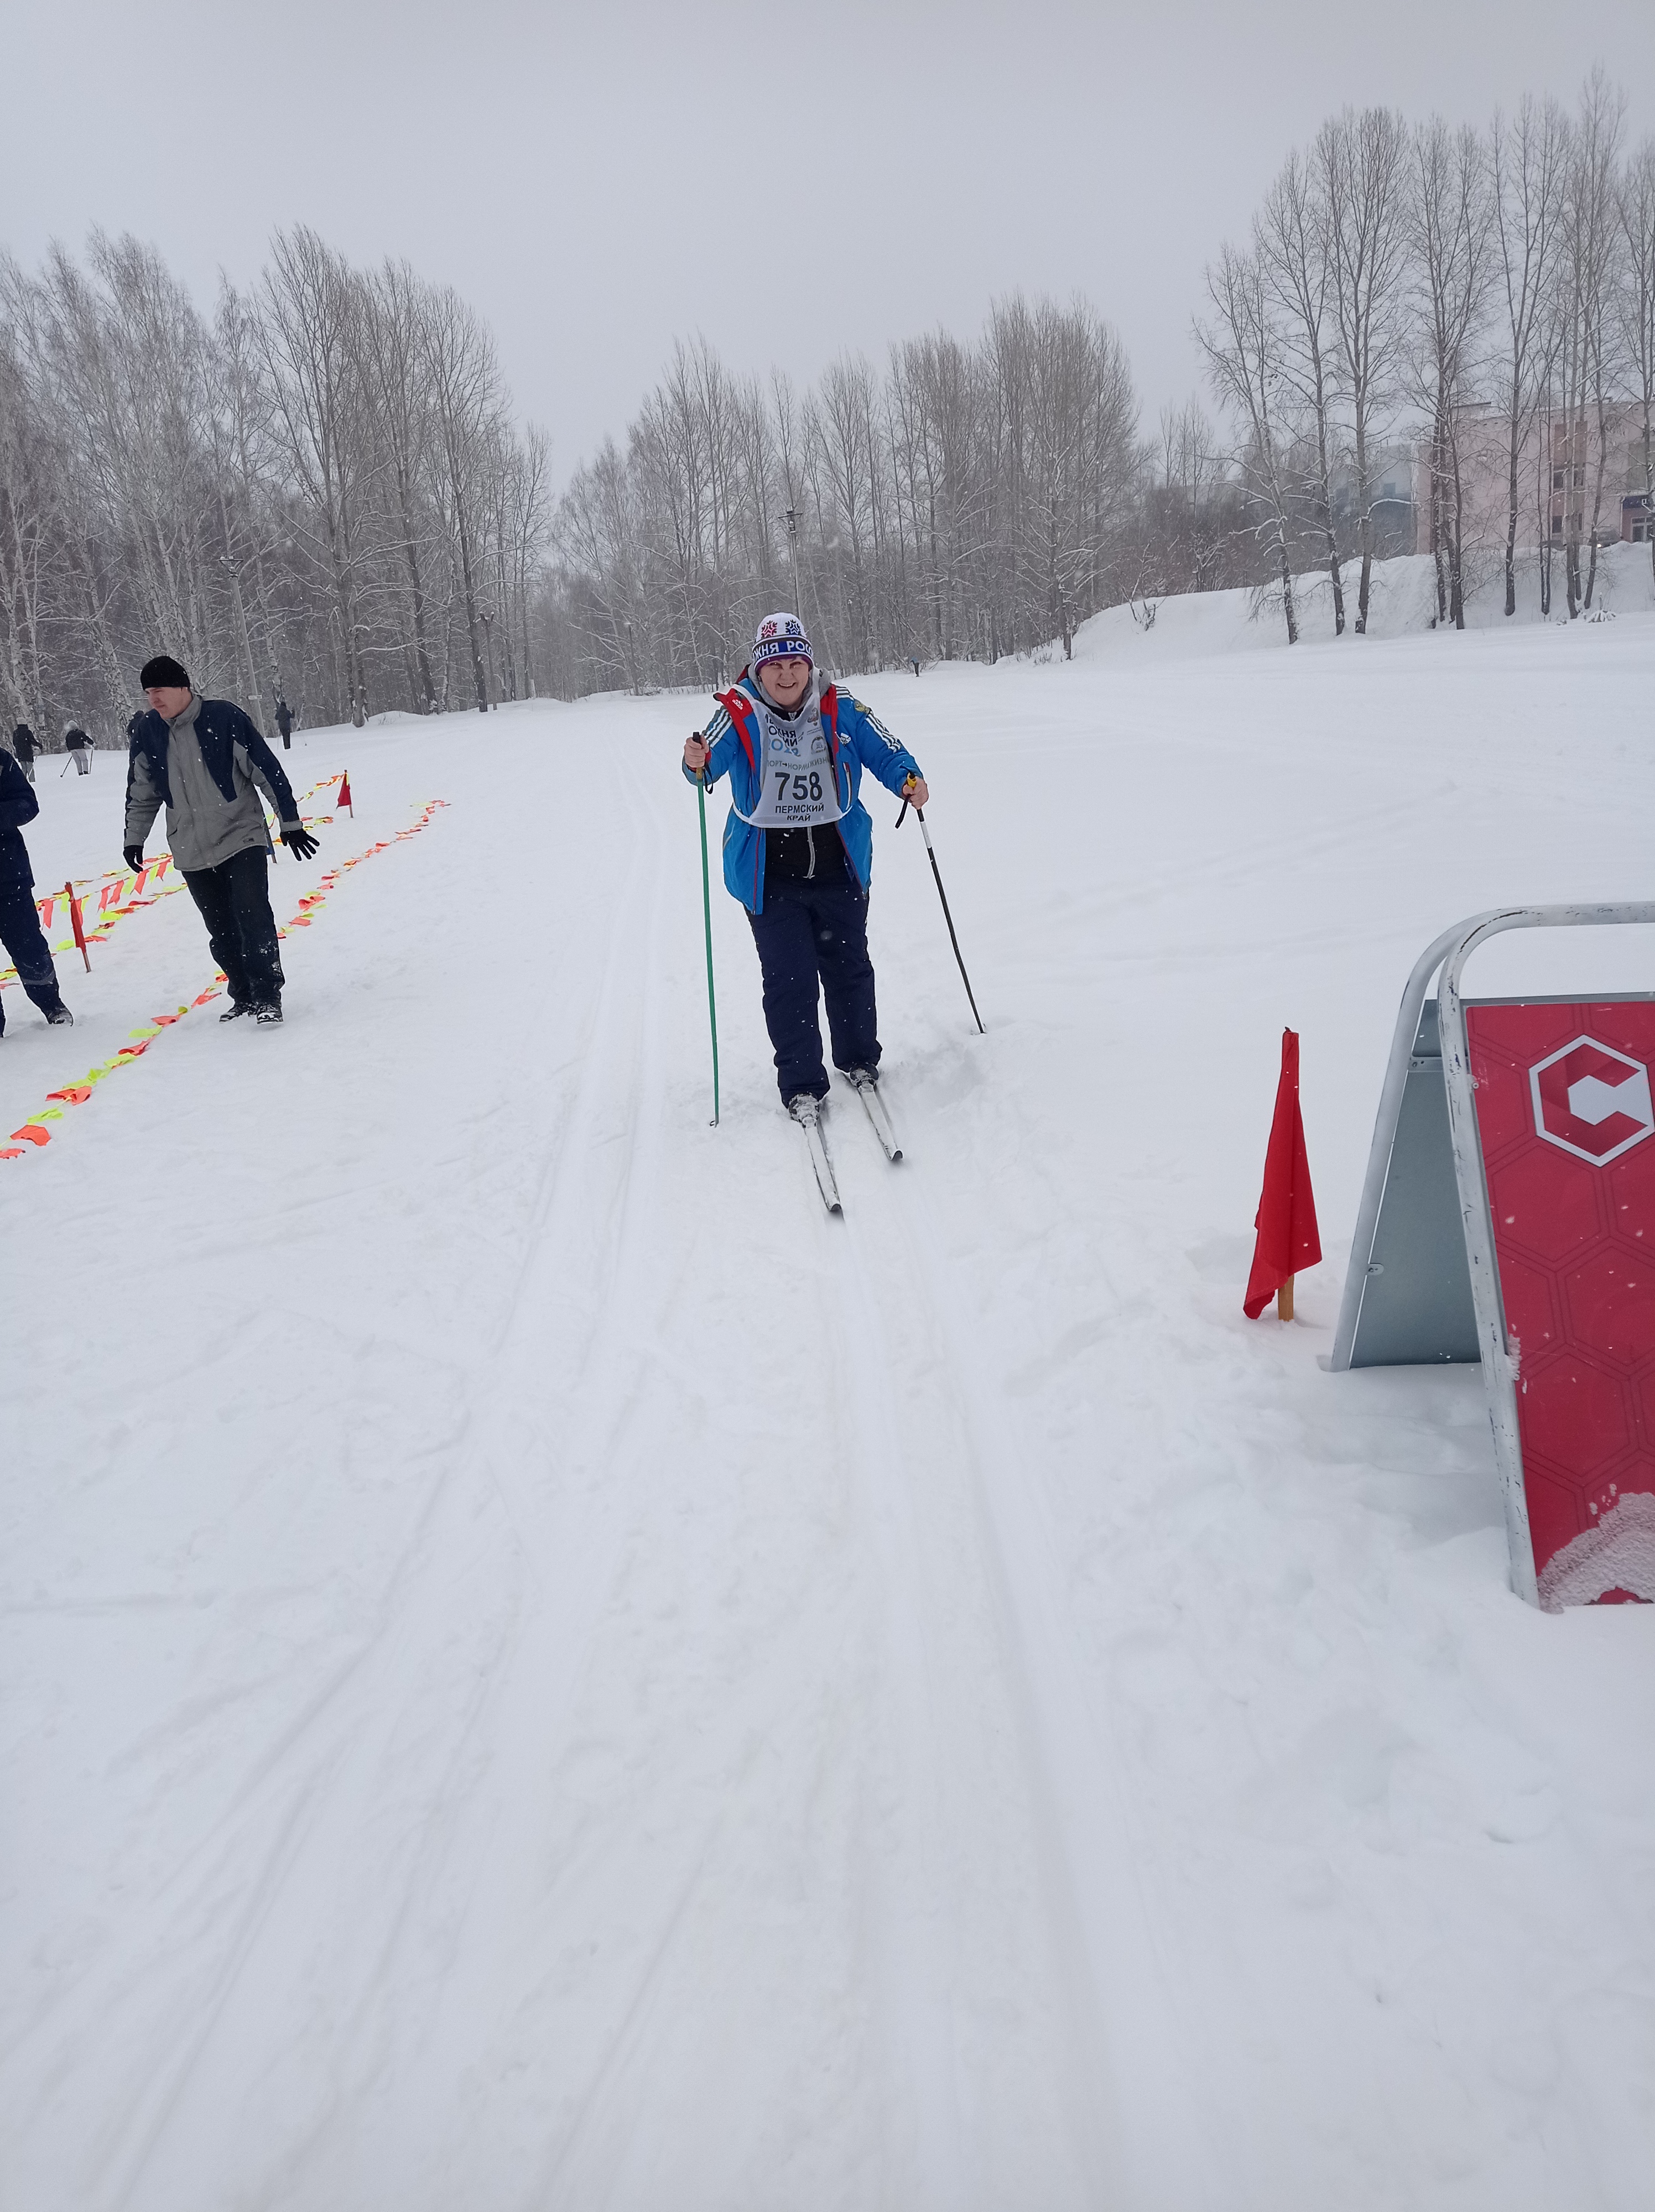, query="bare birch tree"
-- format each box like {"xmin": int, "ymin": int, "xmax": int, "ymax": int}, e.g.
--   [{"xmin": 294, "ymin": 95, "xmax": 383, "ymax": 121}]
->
[
  {"xmin": 1258, "ymin": 150, "xmax": 1346, "ymax": 632},
  {"xmin": 1490, "ymin": 96, "xmax": 1567, "ymax": 615},
  {"xmin": 1408, "ymin": 118, "xmax": 1494, "ymax": 628},
  {"xmin": 1318, "ymin": 107, "xmax": 1410, "ymax": 632},
  {"xmin": 1618, "ymin": 136, "xmax": 1655, "ymax": 587},
  {"xmin": 257, "ymin": 228, "xmax": 376, "ymax": 726},
  {"xmin": 1197, "ymin": 244, "xmax": 1299, "ymax": 643}
]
